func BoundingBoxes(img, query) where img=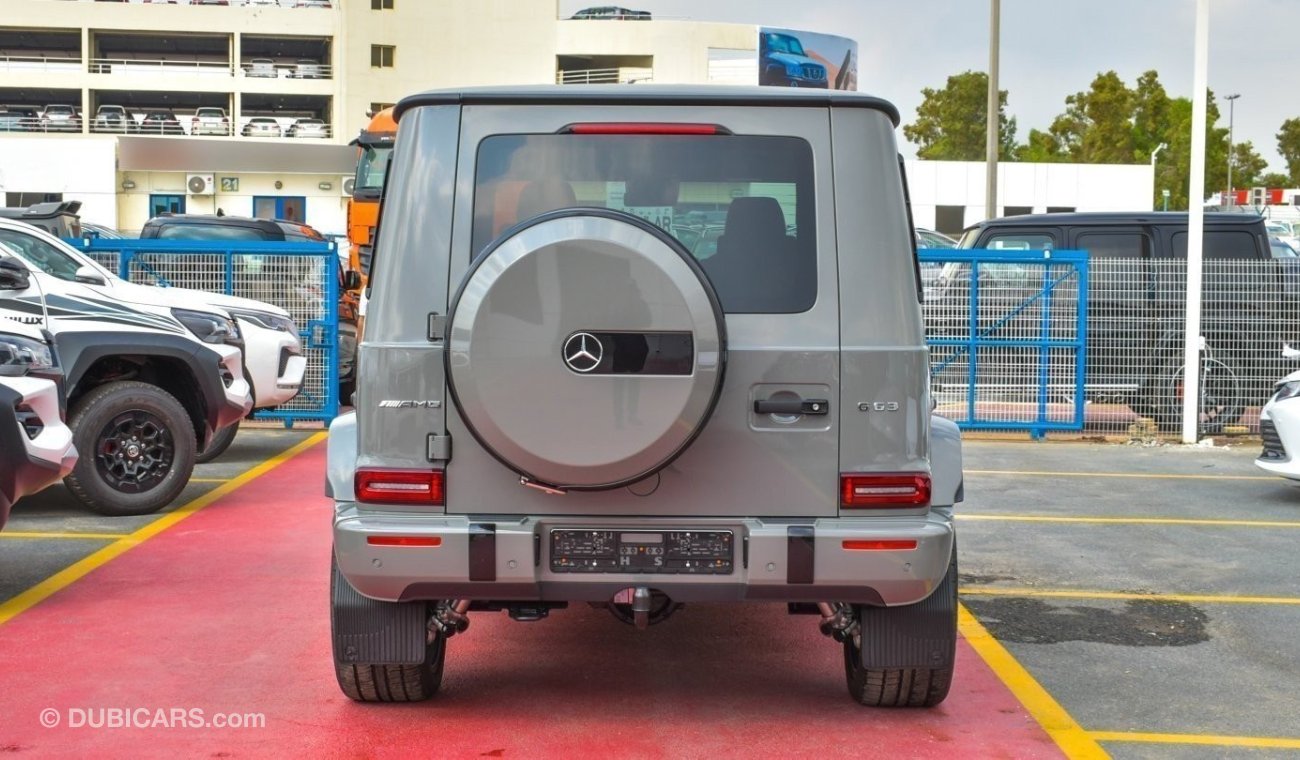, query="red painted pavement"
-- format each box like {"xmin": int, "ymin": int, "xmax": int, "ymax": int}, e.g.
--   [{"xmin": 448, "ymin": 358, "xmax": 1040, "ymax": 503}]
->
[{"xmin": 0, "ymin": 445, "xmax": 1061, "ymax": 759}]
